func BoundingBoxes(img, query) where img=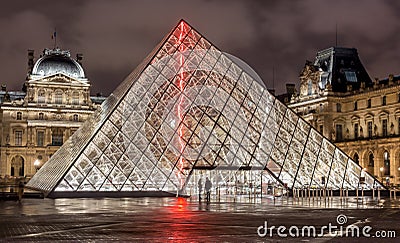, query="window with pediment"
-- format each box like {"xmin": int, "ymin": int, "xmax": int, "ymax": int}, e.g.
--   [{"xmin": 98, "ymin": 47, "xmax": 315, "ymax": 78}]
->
[
  {"xmin": 55, "ymin": 90, "xmax": 63, "ymax": 104},
  {"xmin": 37, "ymin": 130, "xmax": 44, "ymax": 146},
  {"xmin": 72, "ymin": 91, "xmax": 79, "ymax": 105},
  {"xmin": 15, "ymin": 130, "xmax": 22, "ymax": 146},
  {"xmin": 382, "ymin": 119, "xmax": 388, "ymax": 137},
  {"xmin": 38, "ymin": 89, "xmax": 45, "ymax": 103}
]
